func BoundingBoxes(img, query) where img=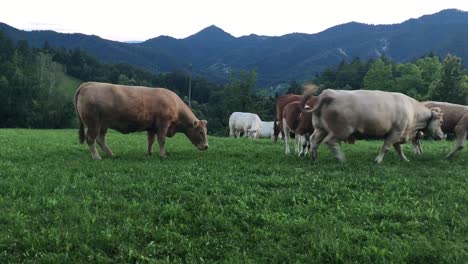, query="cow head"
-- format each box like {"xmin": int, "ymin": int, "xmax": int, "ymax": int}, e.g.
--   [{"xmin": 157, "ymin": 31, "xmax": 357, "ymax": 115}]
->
[
  {"xmin": 186, "ymin": 120, "xmax": 208, "ymax": 150},
  {"xmin": 425, "ymin": 107, "xmax": 445, "ymax": 140}
]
